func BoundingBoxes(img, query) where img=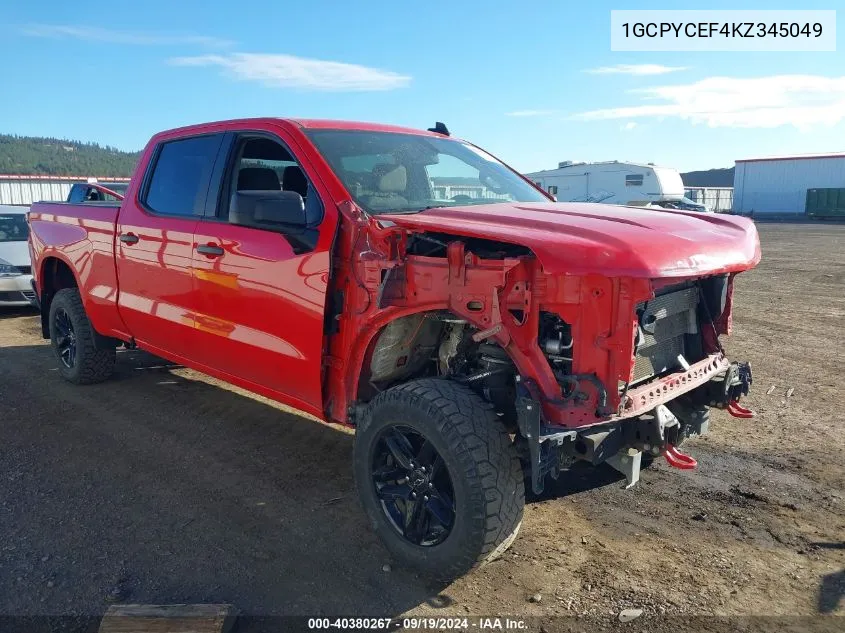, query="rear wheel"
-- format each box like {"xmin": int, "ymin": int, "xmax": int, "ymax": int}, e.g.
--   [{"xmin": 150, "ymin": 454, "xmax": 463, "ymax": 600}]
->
[
  {"xmin": 354, "ymin": 378, "xmax": 524, "ymax": 578},
  {"xmin": 49, "ymin": 288, "xmax": 115, "ymax": 384}
]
